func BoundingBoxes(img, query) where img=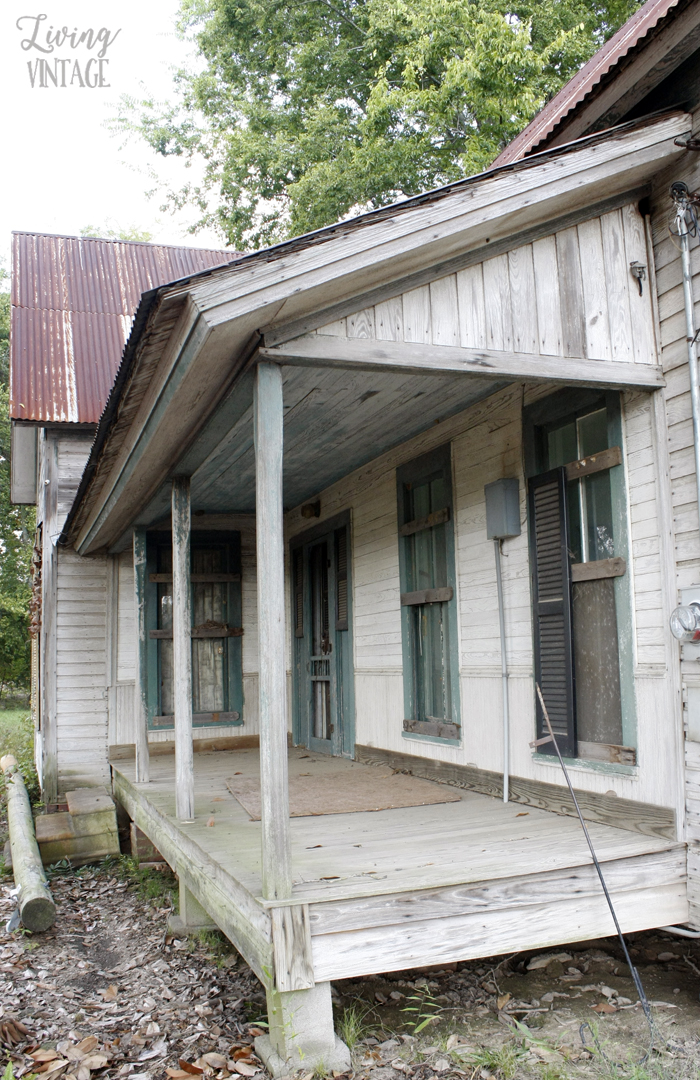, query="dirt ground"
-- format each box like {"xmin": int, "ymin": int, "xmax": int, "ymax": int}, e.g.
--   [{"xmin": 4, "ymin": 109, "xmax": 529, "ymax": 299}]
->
[{"xmin": 3, "ymin": 864, "xmax": 700, "ymax": 1080}]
